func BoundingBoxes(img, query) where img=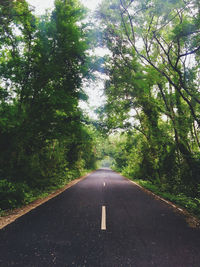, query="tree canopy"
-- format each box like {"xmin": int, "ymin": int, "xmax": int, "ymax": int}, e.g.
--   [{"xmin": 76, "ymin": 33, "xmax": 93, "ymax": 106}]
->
[
  {"xmin": 0, "ymin": 0, "xmax": 200, "ymax": 214},
  {"xmin": 97, "ymin": 0, "xmax": 200, "ymax": 197},
  {"xmin": 0, "ymin": 0, "xmax": 98, "ymax": 210}
]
